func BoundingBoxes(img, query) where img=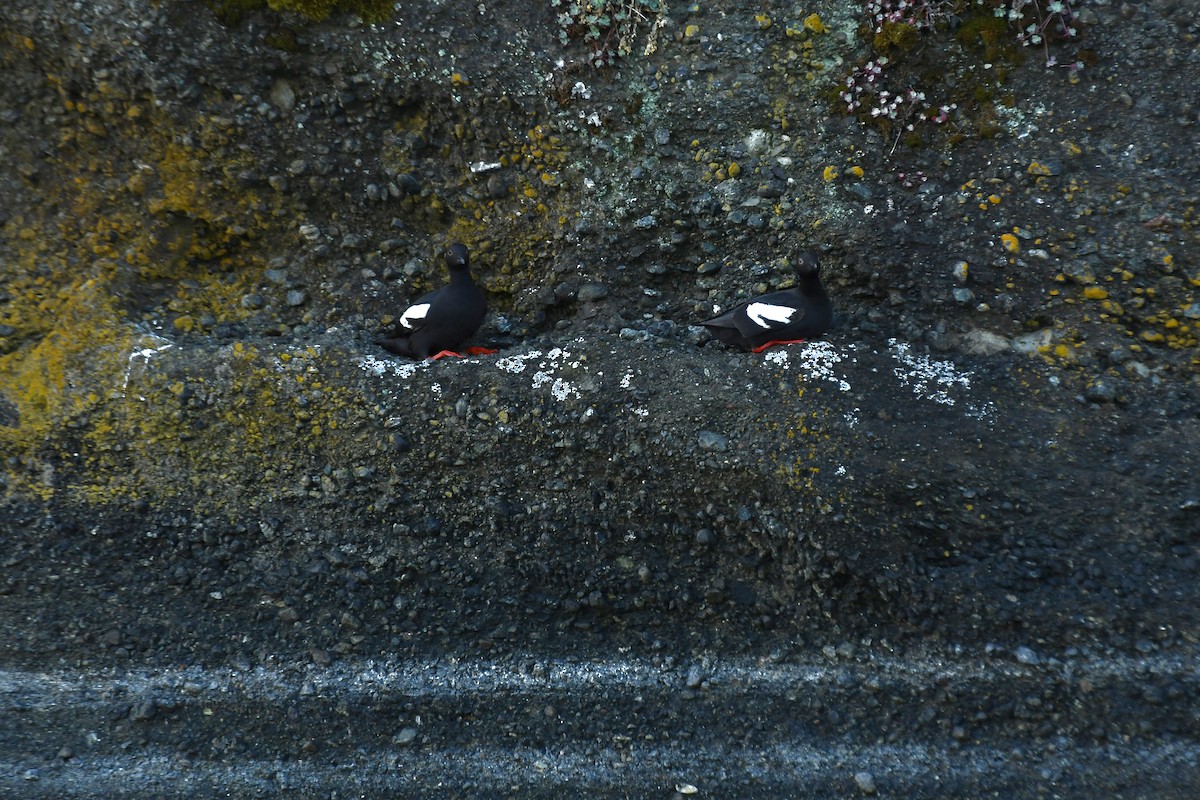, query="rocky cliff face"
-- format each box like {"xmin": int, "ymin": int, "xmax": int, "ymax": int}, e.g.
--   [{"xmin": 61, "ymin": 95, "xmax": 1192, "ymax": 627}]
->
[{"xmin": 2, "ymin": 1, "xmax": 1200, "ymax": 796}]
